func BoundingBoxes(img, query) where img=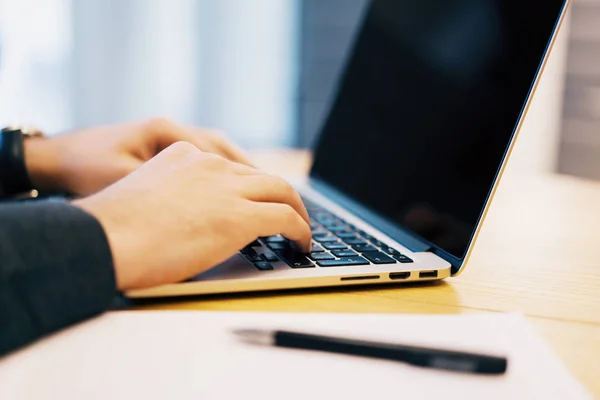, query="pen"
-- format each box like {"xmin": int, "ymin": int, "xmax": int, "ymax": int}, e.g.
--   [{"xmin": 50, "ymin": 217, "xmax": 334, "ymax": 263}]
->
[{"xmin": 234, "ymin": 329, "xmax": 508, "ymax": 375}]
